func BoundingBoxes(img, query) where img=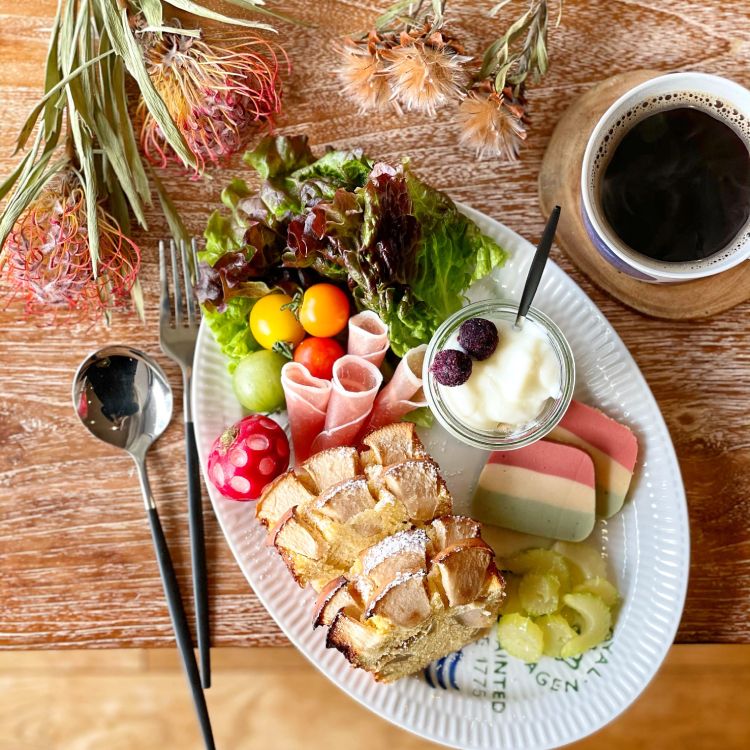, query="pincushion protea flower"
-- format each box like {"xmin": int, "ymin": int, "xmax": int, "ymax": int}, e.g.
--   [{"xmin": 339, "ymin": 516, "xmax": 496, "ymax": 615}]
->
[
  {"xmin": 1, "ymin": 175, "xmax": 140, "ymax": 325},
  {"xmin": 382, "ymin": 30, "xmax": 472, "ymax": 116},
  {"xmin": 456, "ymin": 88, "xmax": 527, "ymax": 161},
  {"xmin": 137, "ymin": 25, "xmax": 289, "ymax": 177}
]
